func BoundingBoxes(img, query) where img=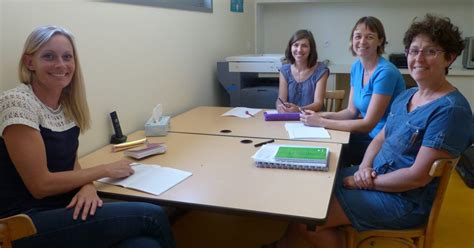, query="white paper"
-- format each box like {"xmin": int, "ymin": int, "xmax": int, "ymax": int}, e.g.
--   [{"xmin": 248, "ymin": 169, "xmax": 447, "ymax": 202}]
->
[
  {"xmin": 284, "ymin": 123, "xmax": 331, "ymax": 139},
  {"xmin": 264, "ymin": 110, "xmax": 278, "ymax": 114},
  {"xmin": 221, "ymin": 107, "xmax": 261, "ymax": 118},
  {"xmin": 98, "ymin": 164, "xmax": 192, "ymax": 196}
]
